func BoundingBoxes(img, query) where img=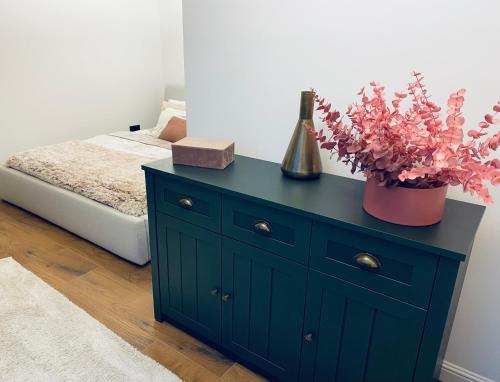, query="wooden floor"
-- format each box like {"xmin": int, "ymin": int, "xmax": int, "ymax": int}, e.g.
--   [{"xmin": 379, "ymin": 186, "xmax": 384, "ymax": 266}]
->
[{"xmin": 0, "ymin": 200, "xmax": 266, "ymax": 382}]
